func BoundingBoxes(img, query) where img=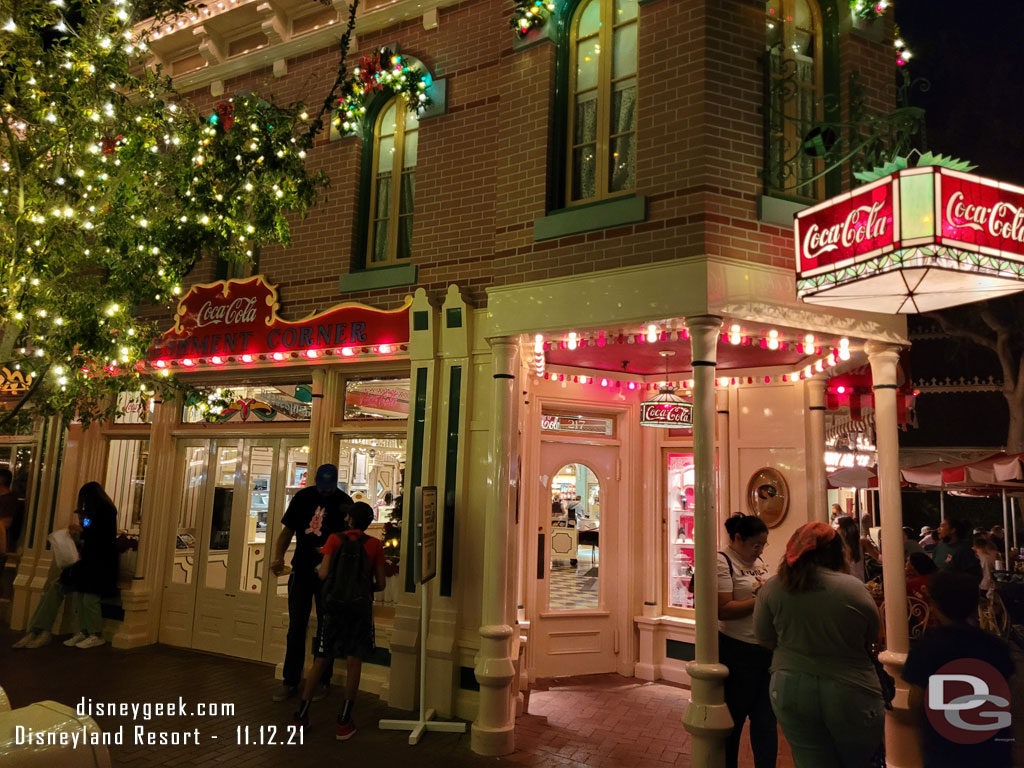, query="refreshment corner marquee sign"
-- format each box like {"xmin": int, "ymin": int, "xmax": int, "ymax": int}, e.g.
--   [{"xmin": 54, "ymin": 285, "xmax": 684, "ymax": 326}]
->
[
  {"xmin": 148, "ymin": 276, "xmax": 411, "ymax": 367},
  {"xmin": 794, "ymin": 166, "xmax": 1024, "ymax": 314}
]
